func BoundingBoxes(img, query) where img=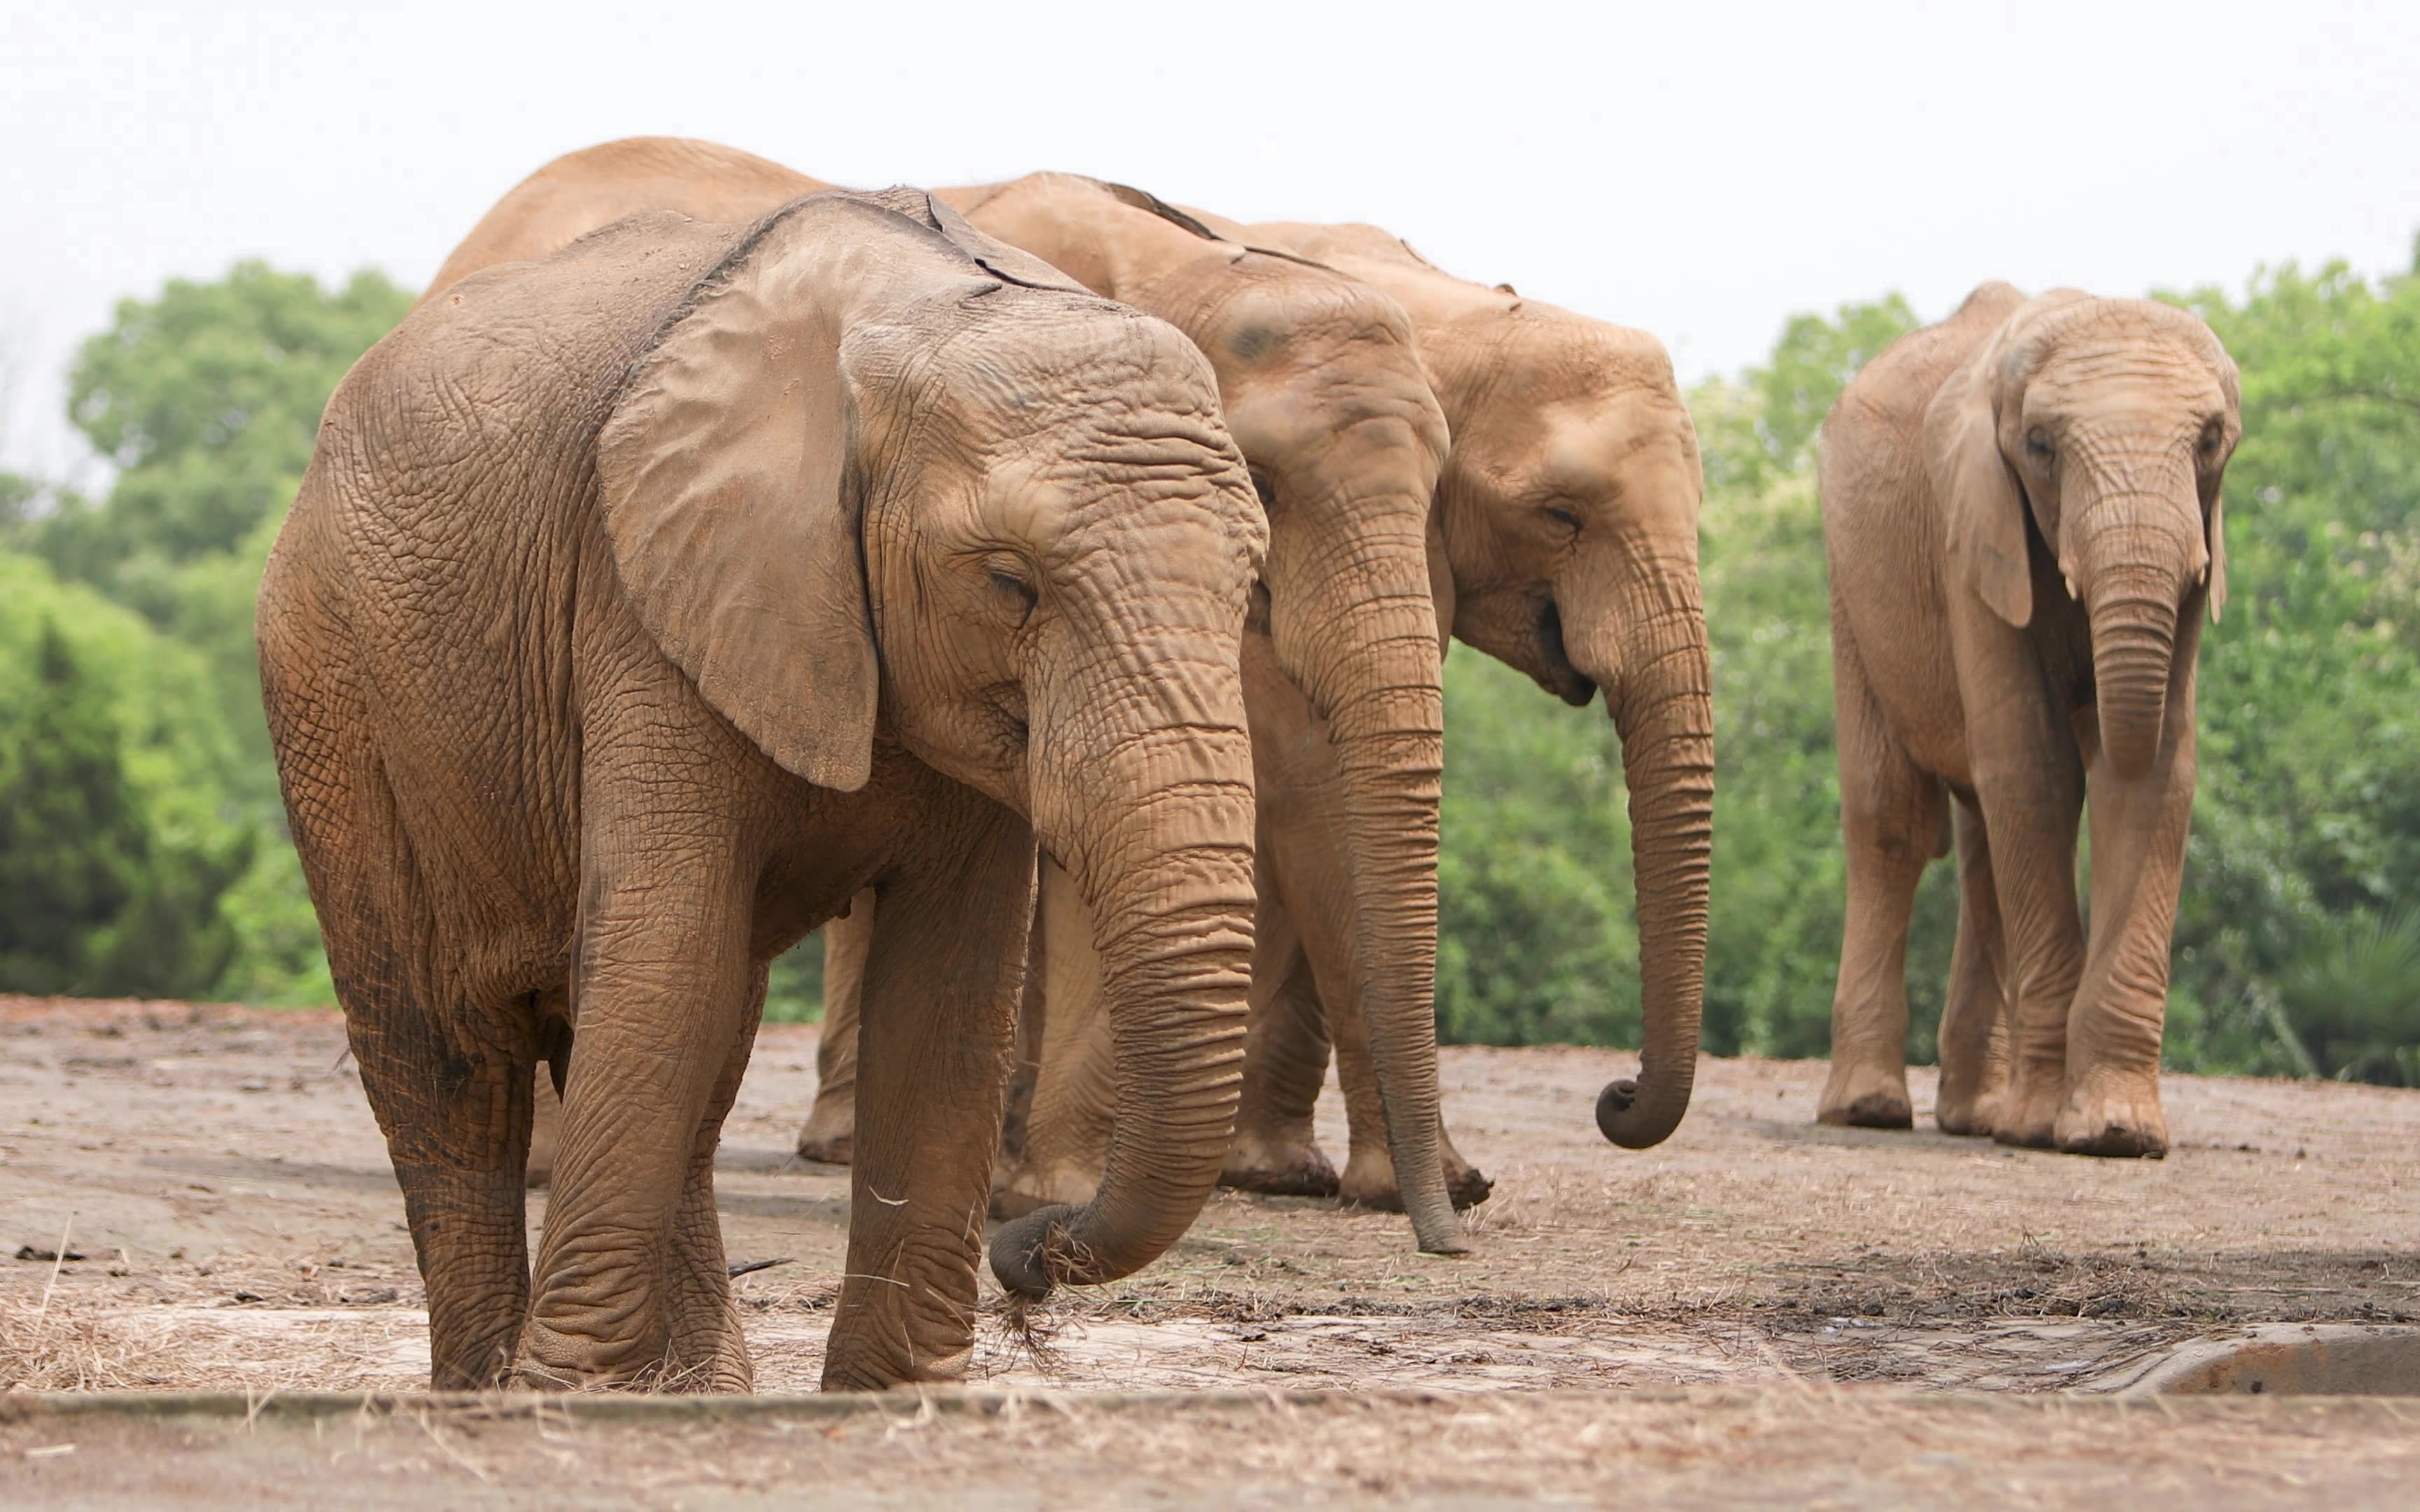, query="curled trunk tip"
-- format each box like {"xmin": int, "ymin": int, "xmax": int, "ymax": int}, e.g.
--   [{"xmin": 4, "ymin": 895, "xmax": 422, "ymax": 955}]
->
[{"xmin": 1595, "ymin": 1072, "xmax": 1688, "ymax": 1148}]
